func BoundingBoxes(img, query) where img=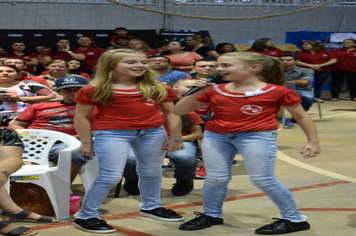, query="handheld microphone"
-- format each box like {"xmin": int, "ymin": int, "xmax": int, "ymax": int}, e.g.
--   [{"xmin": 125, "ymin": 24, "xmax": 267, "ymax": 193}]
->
[{"xmin": 182, "ymin": 74, "xmax": 223, "ymax": 97}]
